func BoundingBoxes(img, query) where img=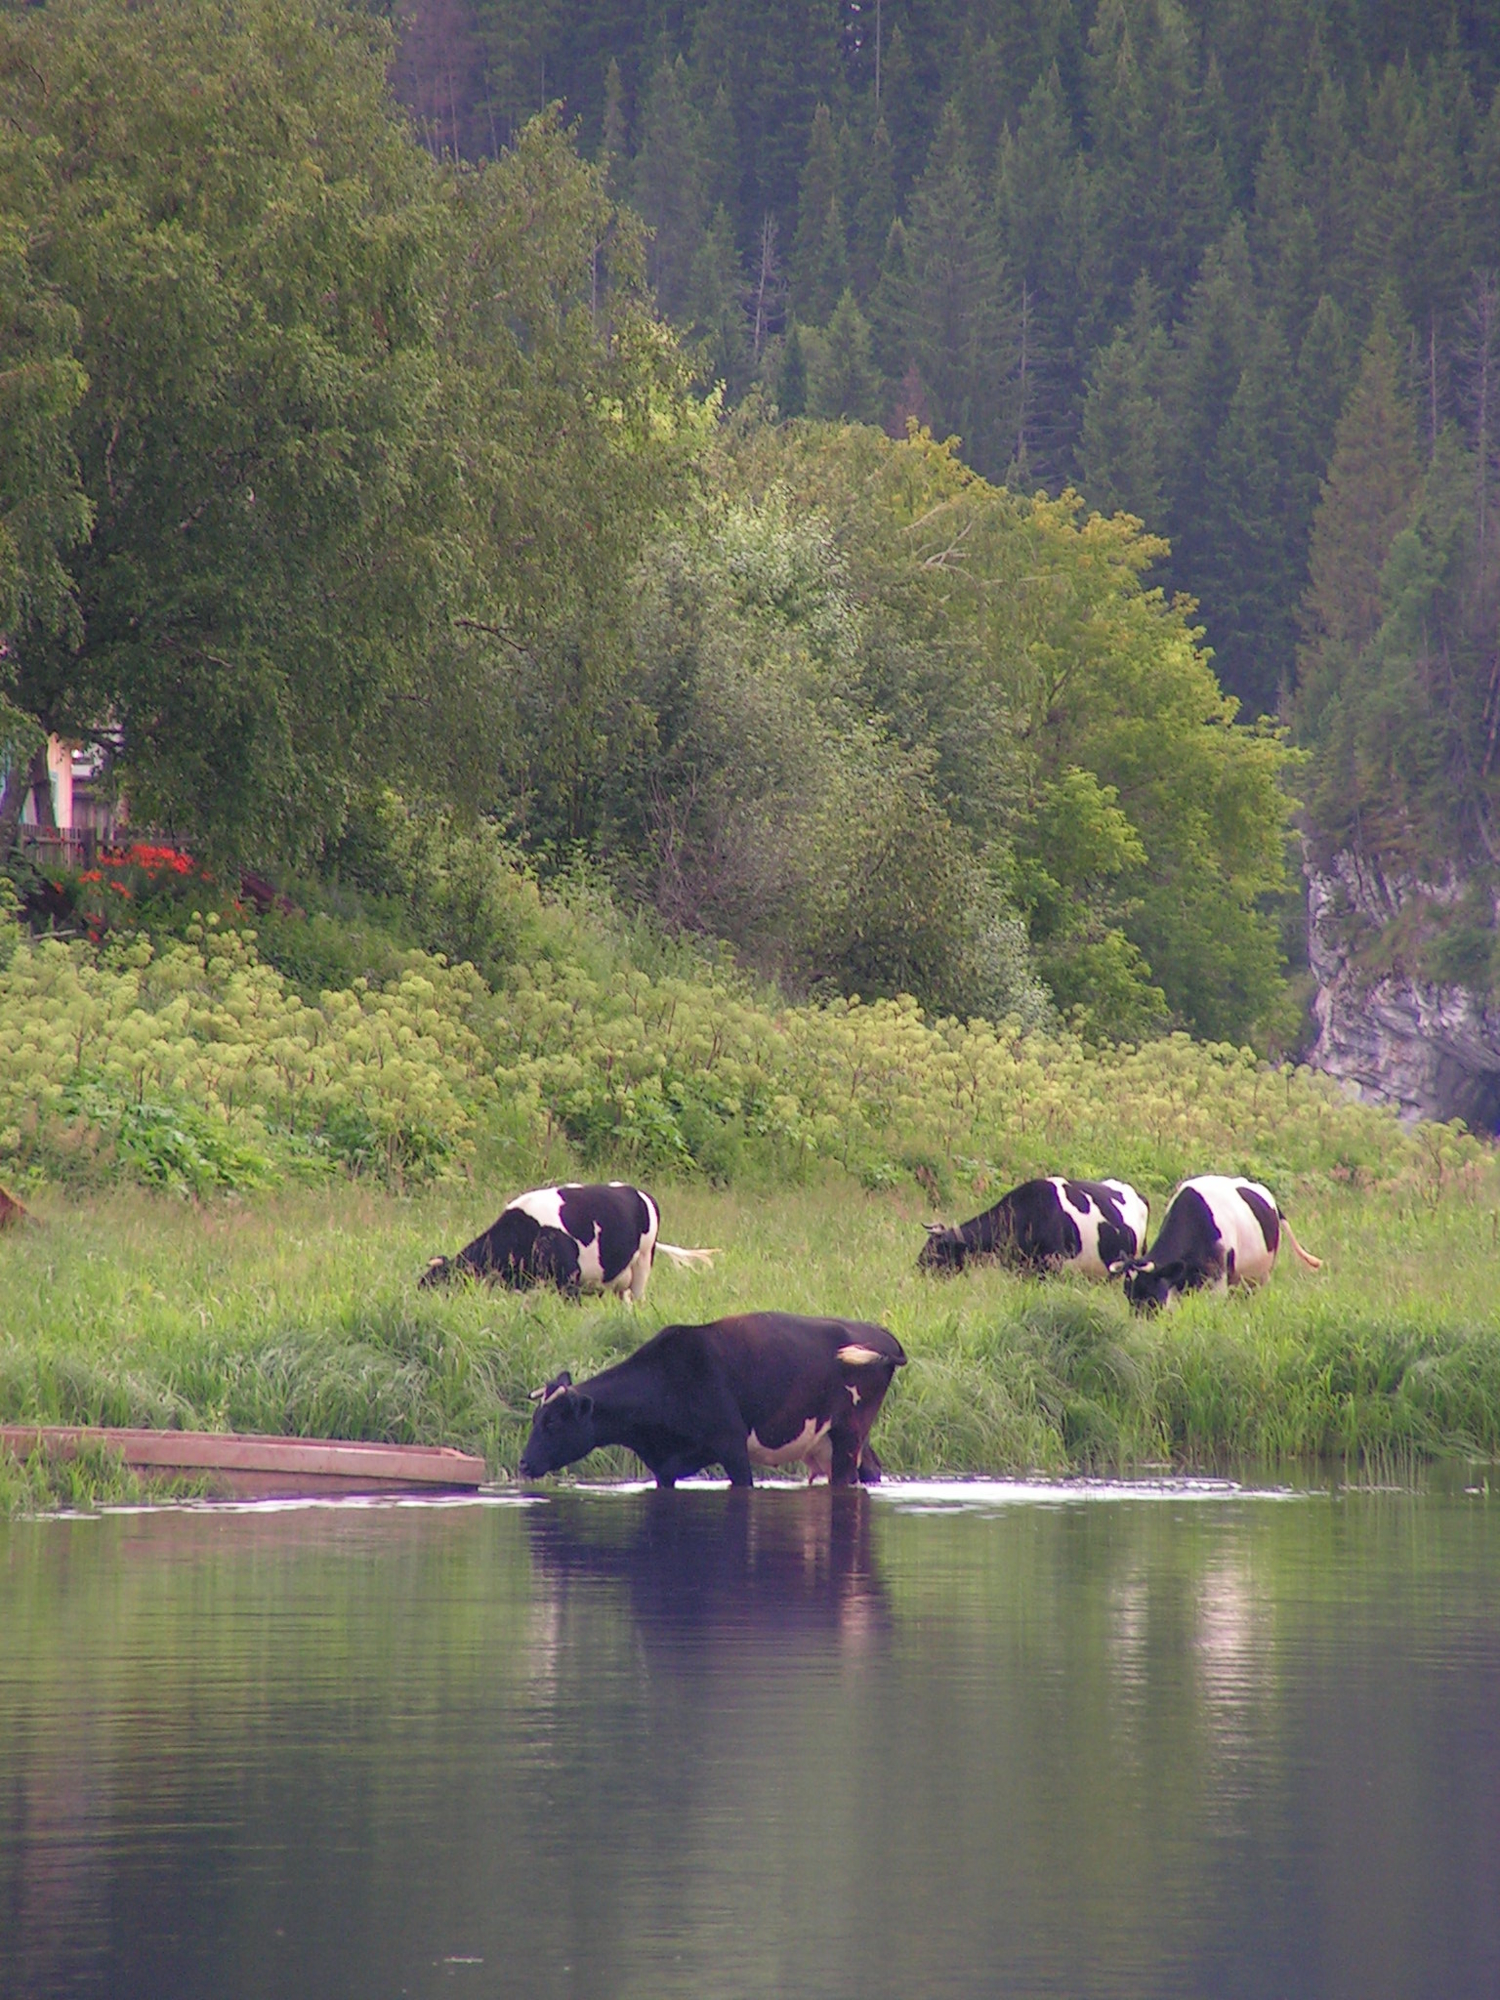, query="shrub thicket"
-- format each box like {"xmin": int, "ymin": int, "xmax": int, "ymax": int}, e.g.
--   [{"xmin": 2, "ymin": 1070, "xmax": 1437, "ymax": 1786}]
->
[{"xmin": 0, "ymin": 865, "xmax": 1477, "ymax": 1201}]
